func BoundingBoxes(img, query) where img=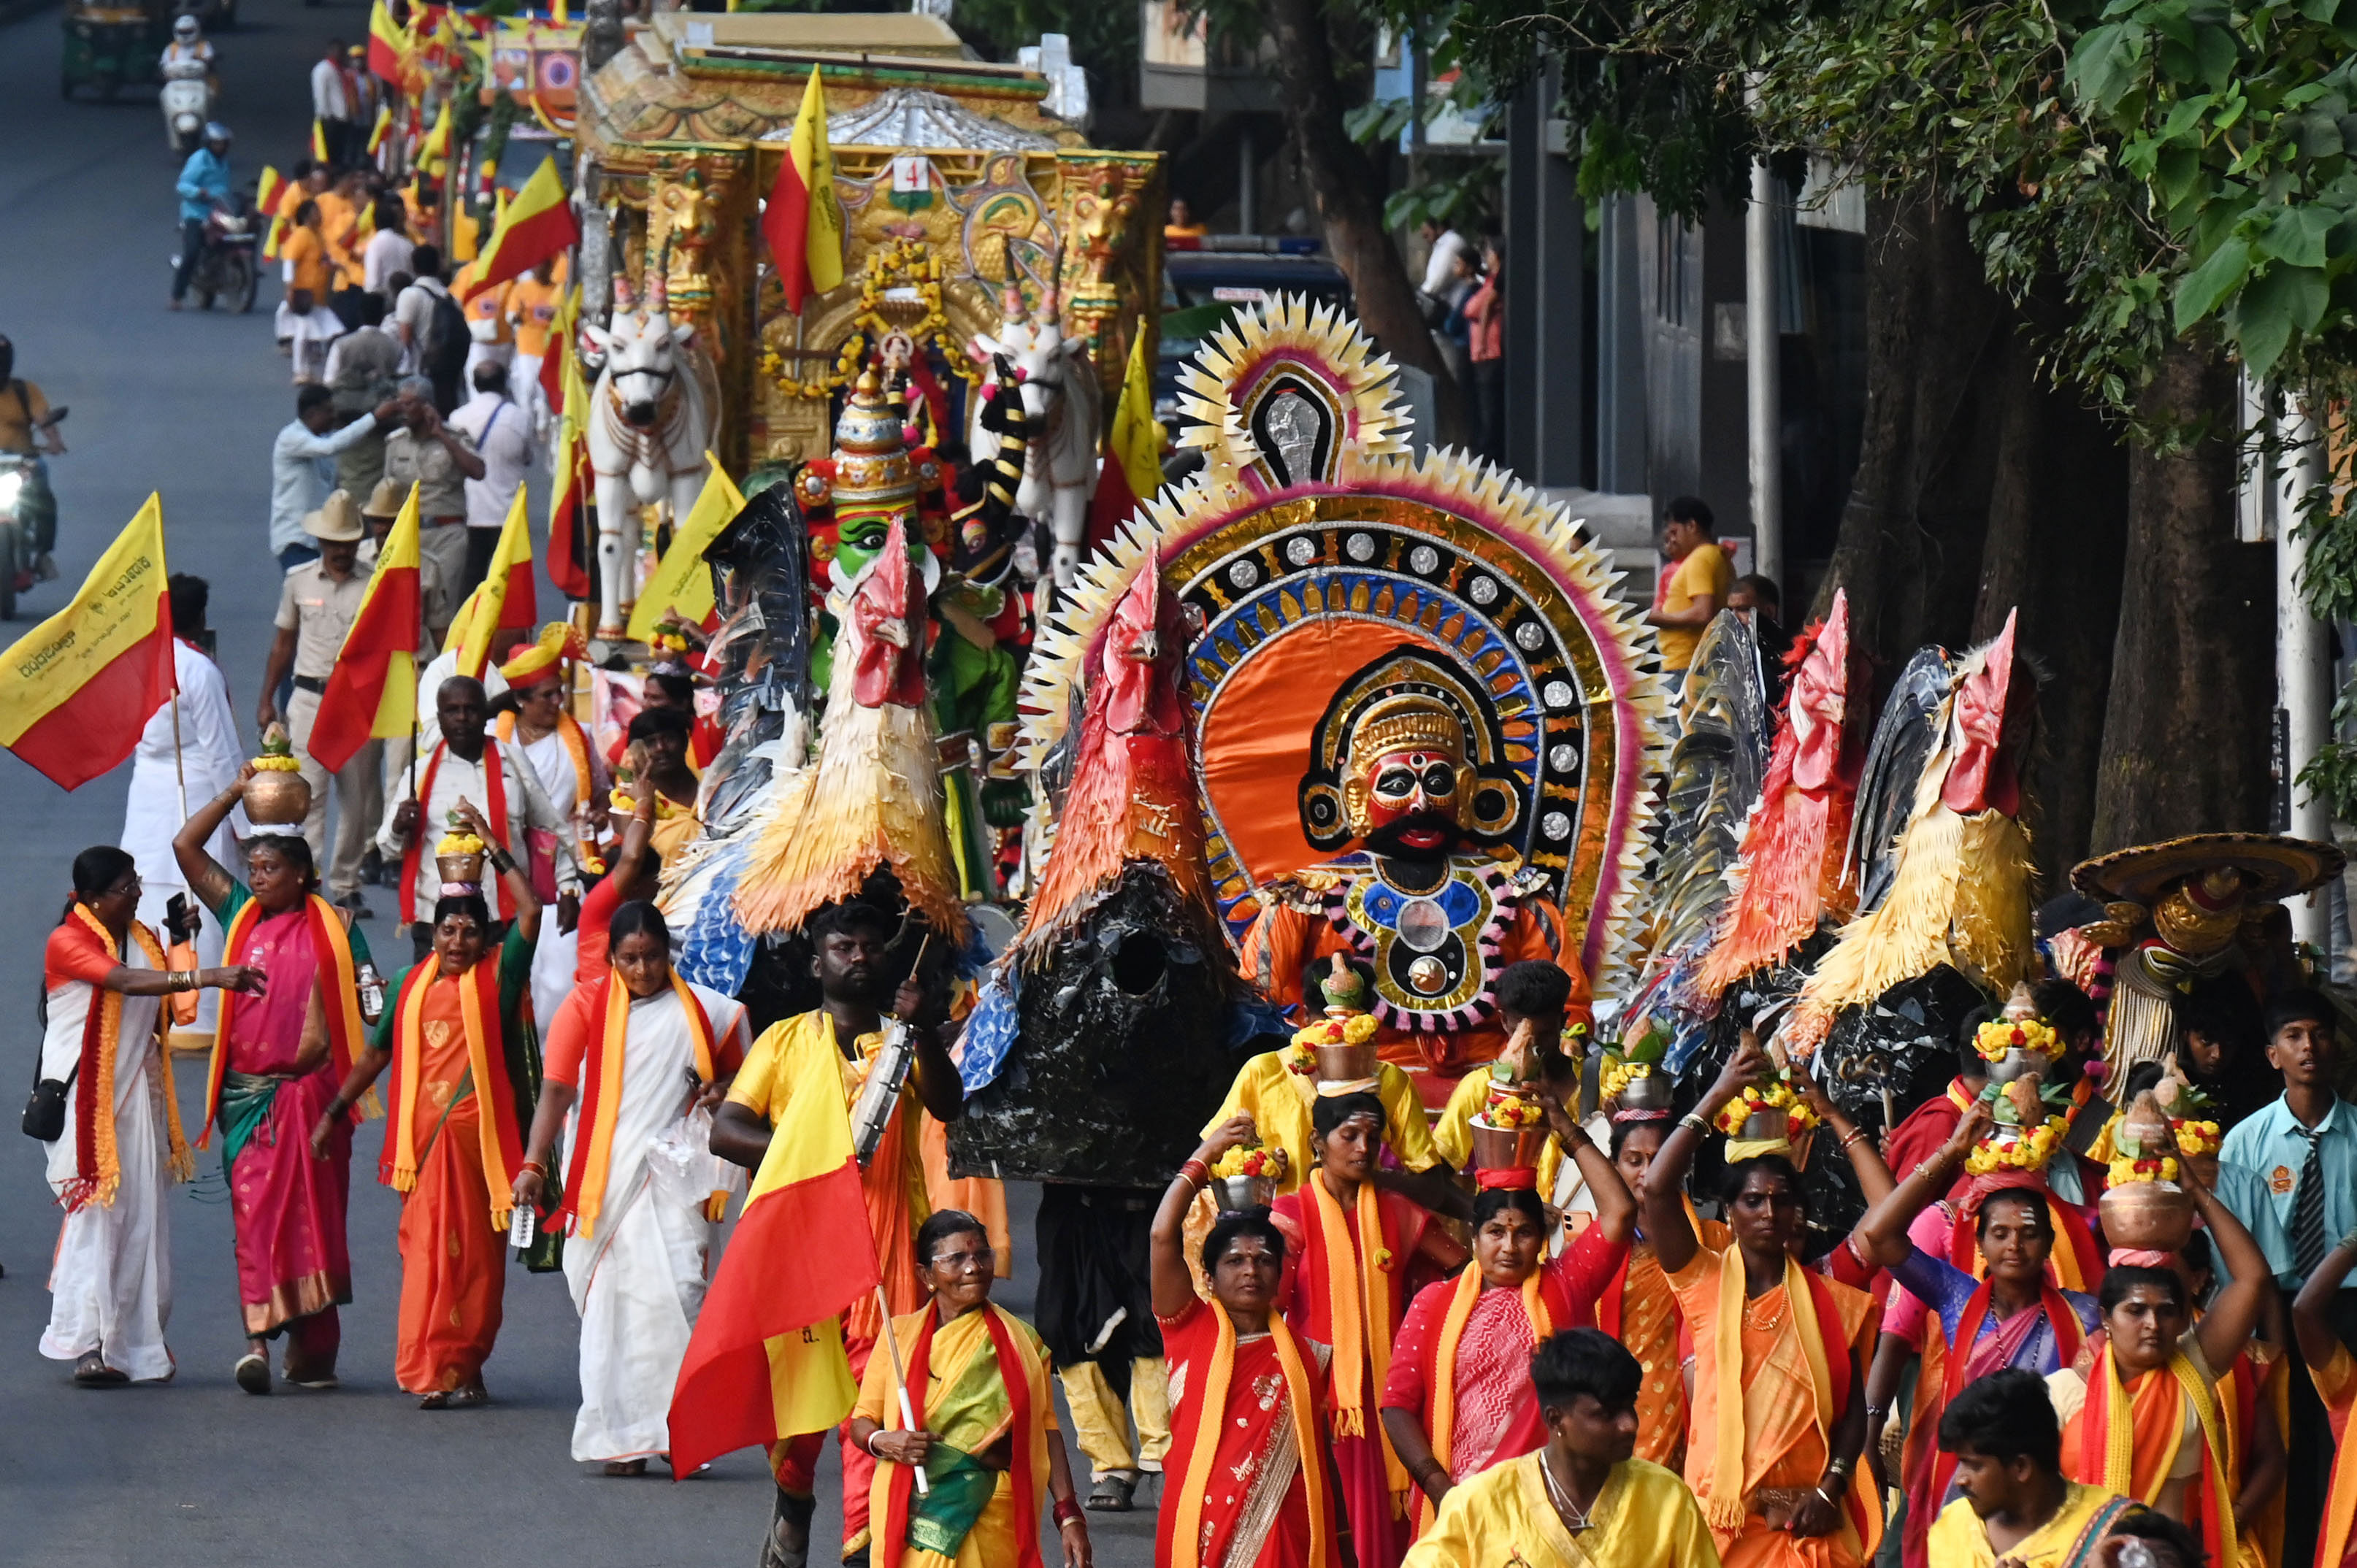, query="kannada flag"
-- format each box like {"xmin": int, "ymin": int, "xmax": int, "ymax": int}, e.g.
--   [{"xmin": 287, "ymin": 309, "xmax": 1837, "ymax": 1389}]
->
[
  {"xmin": 1084, "ymin": 326, "xmax": 1164, "ymax": 551},
  {"xmin": 418, "ymin": 100, "xmax": 453, "ymax": 177},
  {"xmin": 546, "ymin": 347, "xmax": 594, "ymax": 601},
  {"xmin": 0, "ymin": 496, "xmax": 175, "ymax": 791},
  {"xmin": 459, "ymin": 155, "xmax": 579, "ymax": 302},
  {"xmin": 540, "ymin": 281, "xmax": 578, "ymax": 410},
  {"xmin": 453, "ymin": 486, "xmax": 539, "ymax": 677},
  {"xmin": 307, "ymin": 485, "xmax": 423, "ymax": 773},
  {"xmin": 667, "ymin": 1018, "xmax": 878, "ymax": 1476},
  {"xmin": 762, "ymin": 64, "xmax": 844, "ymax": 313},
  {"xmin": 256, "ymin": 165, "xmax": 288, "ymax": 260},
  {"xmin": 311, "ymin": 119, "xmax": 330, "ymax": 164},
  {"xmin": 367, "ymin": 0, "xmax": 407, "ymax": 82},
  {"xmin": 626, "ymin": 455, "xmax": 743, "ymax": 642},
  {"xmin": 367, "ymin": 103, "xmax": 393, "ymax": 156}
]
